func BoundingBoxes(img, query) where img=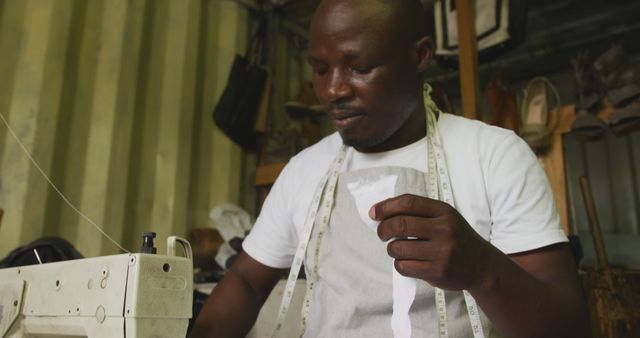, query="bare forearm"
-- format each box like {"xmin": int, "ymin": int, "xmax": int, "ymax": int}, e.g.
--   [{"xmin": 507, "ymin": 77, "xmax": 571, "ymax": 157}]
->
[
  {"xmin": 190, "ymin": 273, "xmax": 265, "ymax": 338},
  {"xmin": 469, "ymin": 244, "xmax": 590, "ymax": 338},
  {"xmin": 190, "ymin": 253, "xmax": 285, "ymax": 338}
]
